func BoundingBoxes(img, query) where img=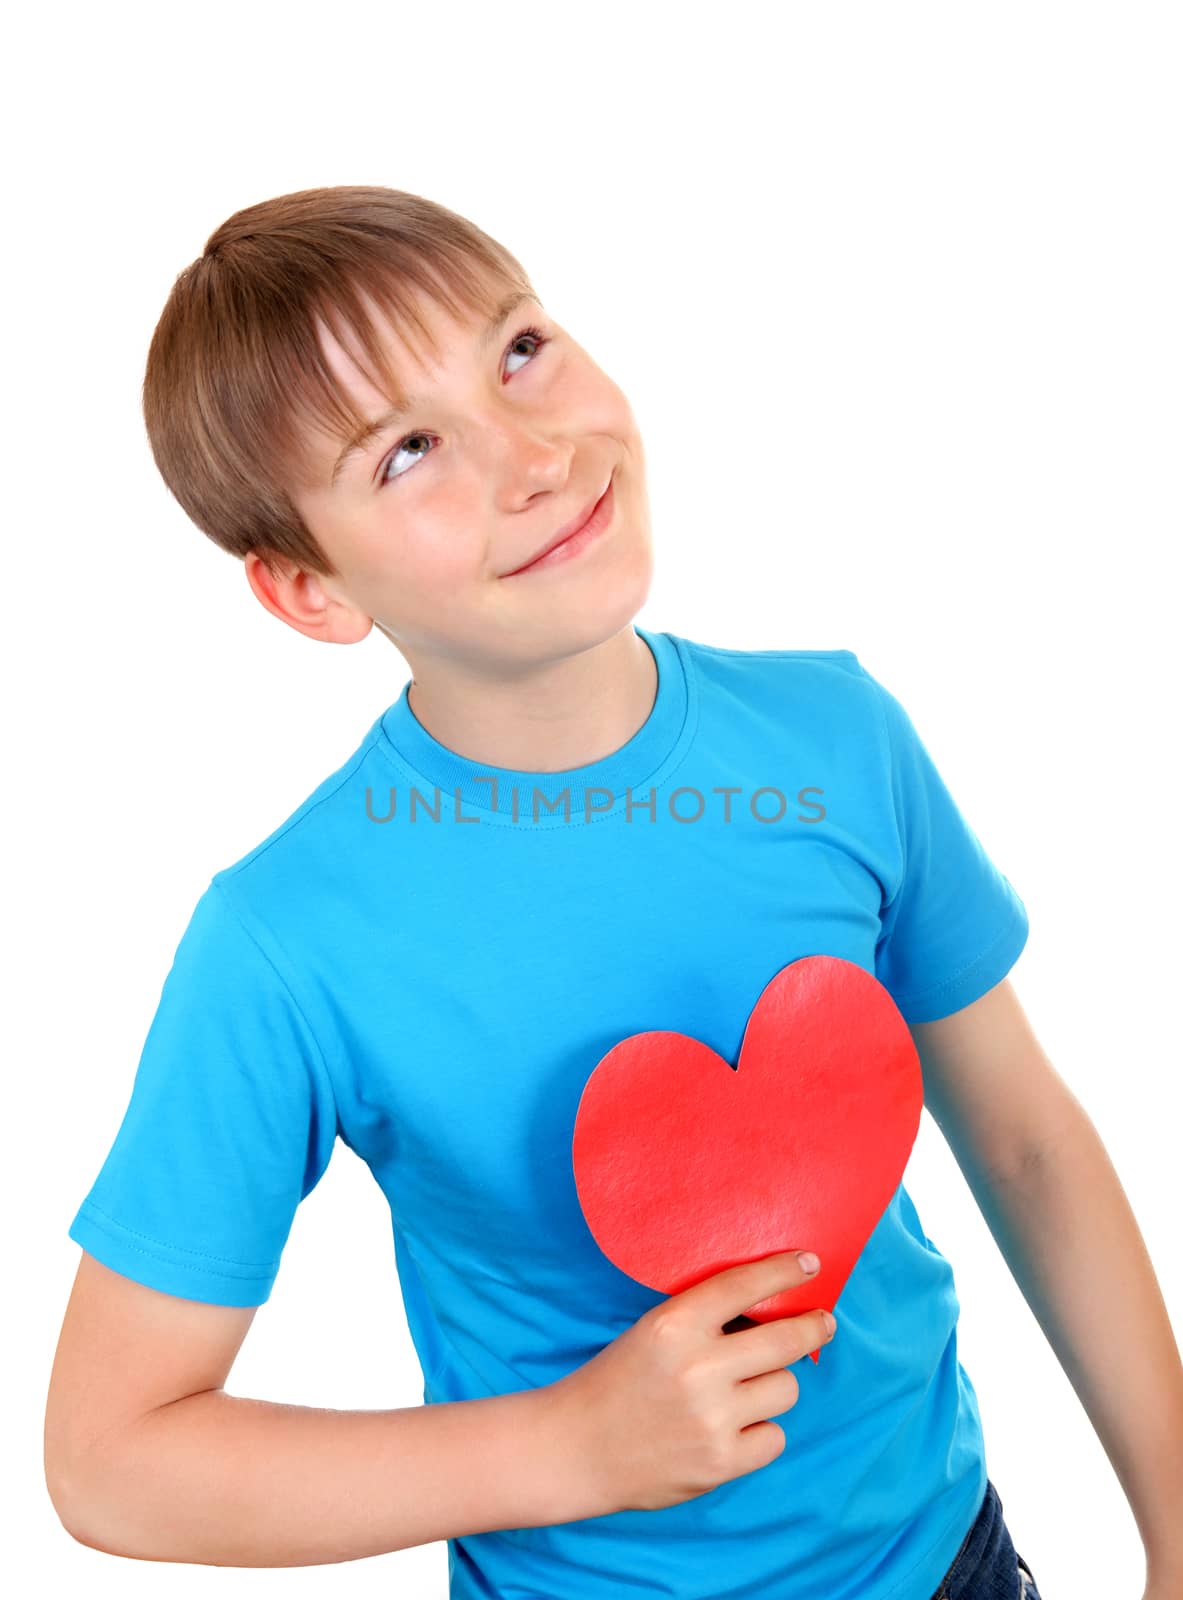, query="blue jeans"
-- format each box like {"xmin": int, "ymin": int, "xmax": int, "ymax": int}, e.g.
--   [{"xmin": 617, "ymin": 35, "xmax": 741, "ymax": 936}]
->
[{"xmin": 928, "ymin": 1479, "xmax": 1043, "ymax": 1599}]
